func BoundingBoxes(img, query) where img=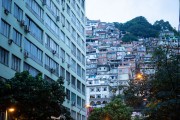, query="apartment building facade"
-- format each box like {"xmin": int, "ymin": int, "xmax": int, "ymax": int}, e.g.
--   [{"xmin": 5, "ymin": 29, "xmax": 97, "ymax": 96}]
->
[{"xmin": 0, "ymin": 0, "xmax": 86, "ymax": 119}]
